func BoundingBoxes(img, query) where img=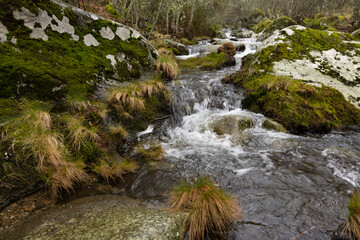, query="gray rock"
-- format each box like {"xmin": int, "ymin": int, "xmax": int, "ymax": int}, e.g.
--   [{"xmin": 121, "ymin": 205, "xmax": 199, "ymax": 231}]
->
[
  {"xmin": 262, "ymin": 119, "xmax": 287, "ymax": 132},
  {"xmin": 100, "ymin": 26, "xmax": 115, "ymax": 40},
  {"xmin": 84, "ymin": 33, "xmax": 100, "ymax": 46},
  {"xmin": 0, "ymin": 195, "xmax": 186, "ymax": 240},
  {"xmin": 210, "ymin": 115, "xmax": 255, "ymax": 136},
  {"xmin": 164, "ymin": 39, "xmax": 189, "ymax": 55},
  {"xmin": 205, "ymin": 44, "xmax": 221, "ymax": 53},
  {"xmin": 0, "ymin": 21, "xmax": 9, "ymax": 43},
  {"xmin": 116, "ymin": 26, "xmax": 130, "ymax": 41}
]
